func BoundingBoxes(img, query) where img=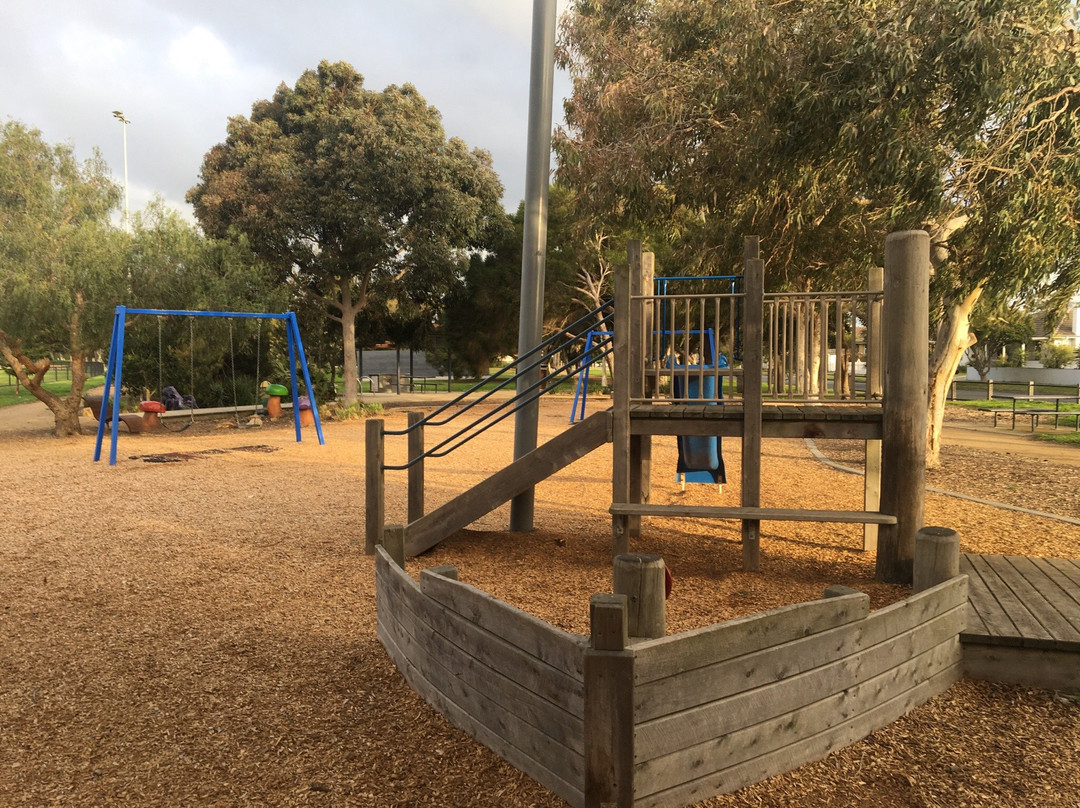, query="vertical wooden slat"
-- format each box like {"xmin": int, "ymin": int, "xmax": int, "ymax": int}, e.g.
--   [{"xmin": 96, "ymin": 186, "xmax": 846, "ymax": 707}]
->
[
  {"xmin": 585, "ymin": 594, "xmax": 635, "ymax": 808},
  {"xmin": 742, "ymin": 257, "xmax": 764, "ymax": 572},
  {"xmin": 612, "ymin": 245, "xmax": 635, "ymax": 555},
  {"xmin": 365, "ymin": 418, "xmax": 385, "ymax": 554},
  {"xmin": 629, "ymin": 252, "xmax": 654, "ymax": 539},
  {"xmin": 407, "ymin": 411, "xmax": 425, "ymax": 524},
  {"xmin": 864, "ymin": 268, "xmax": 884, "ymax": 552}
]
